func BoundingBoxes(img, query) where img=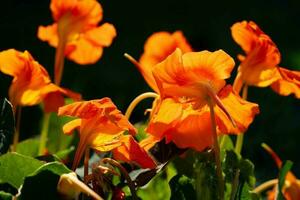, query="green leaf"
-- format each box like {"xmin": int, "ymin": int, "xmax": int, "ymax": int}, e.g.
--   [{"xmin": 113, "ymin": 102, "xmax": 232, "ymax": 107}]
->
[
  {"xmin": 0, "ymin": 152, "xmax": 43, "ymax": 188},
  {"xmin": 18, "ymin": 162, "xmax": 71, "ymax": 200},
  {"xmin": 0, "ymin": 98, "xmax": 15, "ymax": 155},
  {"xmin": 169, "ymin": 174, "xmax": 196, "ymax": 200},
  {"xmin": 16, "ymin": 139, "xmax": 39, "ymax": 157},
  {"xmin": 219, "ymin": 135, "xmax": 234, "ymax": 160},
  {"xmin": 136, "ymin": 170, "xmax": 171, "ymax": 200},
  {"xmin": 173, "ymin": 150, "xmax": 196, "ymax": 178},
  {"xmin": 238, "ymin": 182, "xmax": 260, "ymax": 200},
  {"xmin": 277, "ymin": 160, "xmax": 293, "ymax": 200},
  {"xmin": 134, "ymin": 122, "xmax": 148, "ymax": 141},
  {"xmin": 0, "ymin": 191, "xmax": 13, "ymax": 200},
  {"xmin": 55, "ymin": 146, "xmax": 75, "ymax": 160},
  {"xmin": 47, "ymin": 113, "xmax": 75, "ymax": 154}
]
